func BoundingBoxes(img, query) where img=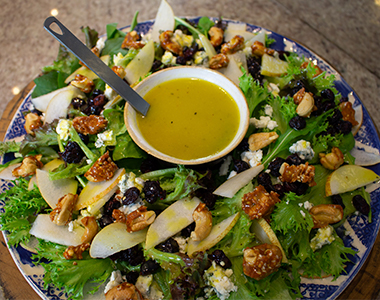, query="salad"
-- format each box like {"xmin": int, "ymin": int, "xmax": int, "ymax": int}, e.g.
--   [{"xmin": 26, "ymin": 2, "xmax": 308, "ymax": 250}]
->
[{"xmin": 1, "ymin": 0, "xmax": 380, "ymax": 299}]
